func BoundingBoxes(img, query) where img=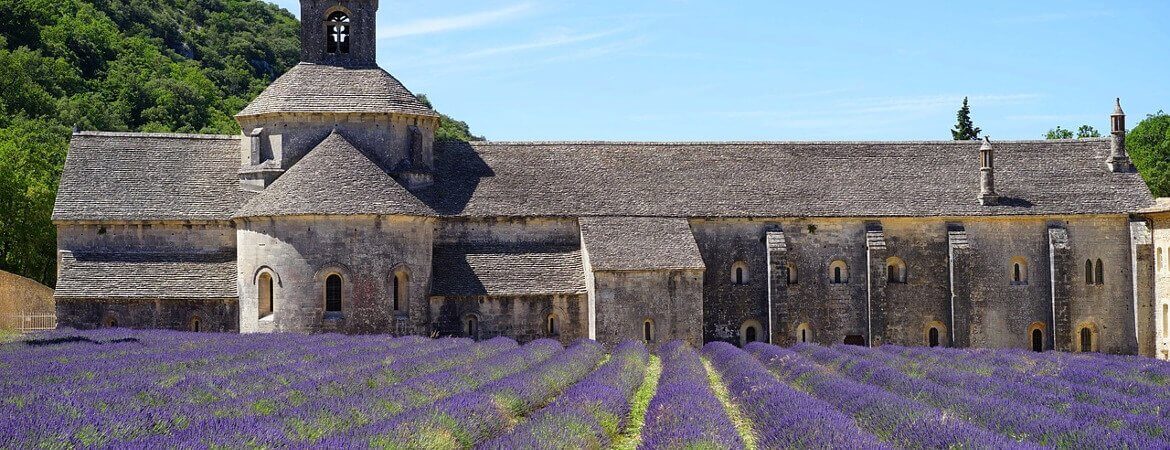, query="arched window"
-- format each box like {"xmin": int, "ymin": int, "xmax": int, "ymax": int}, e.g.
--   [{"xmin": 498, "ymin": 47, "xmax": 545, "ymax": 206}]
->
[
  {"xmin": 1010, "ymin": 257, "xmax": 1028, "ymax": 284},
  {"xmin": 643, "ymin": 319, "xmax": 655, "ymax": 342},
  {"xmin": 189, "ymin": 316, "xmax": 202, "ymax": 333},
  {"xmin": 786, "ymin": 262, "xmax": 798, "ymax": 285},
  {"xmin": 740, "ymin": 320, "xmax": 762, "ymax": 347},
  {"xmin": 1163, "ymin": 304, "xmax": 1169, "ymax": 336},
  {"xmin": 547, "ymin": 314, "xmax": 558, "ymax": 336},
  {"xmin": 104, "ymin": 315, "xmax": 119, "ymax": 328},
  {"xmin": 924, "ymin": 320, "xmax": 947, "ymax": 348},
  {"xmin": 795, "ymin": 322, "xmax": 812, "ymax": 344},
  {"xmin": 731, "ymin": 261, "xmax": 749, "ymax": 285},
  {"xmin": 829, "ymin": 260, "xmax": 849, "ymax": 284},
  {"xmin": 1085, "ymin": 260, "xmax": 1094, "ymax": 285},
  {"xmin": 886, "ymin": 257, "xmax": 907, "ymax": 284},
  {"xmin": 1095, "ymin": 259, "xmax": 1104, "ymax": 285},
  {"xmin": 392, "ymin": 269, "xmax": 408, "ymax": 312},
  {"xmin": 465, "ymin": 314, "xmax": 480, "ymax": 339},
  {"xmin": 1077, "ymin": 322, "xmax": 1098, "ymax": 352},
  {"xmin": 1028, "ymin": 322, "xmax": 1046, "ymax": 352},
  {"xmin": 258, "ymin": 272, "xmax": 274, "ymax": 319},
  {"xmin": 325, "ymin": 274, "xmax": 342, "ymax": 313},
  {"xmin": 1160, "ymin": 247, "xmax": 1165, "ymax": 271},
  {"xmin": 325, "ymin": 11, "xmax": 351, "ymax": 54}
]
